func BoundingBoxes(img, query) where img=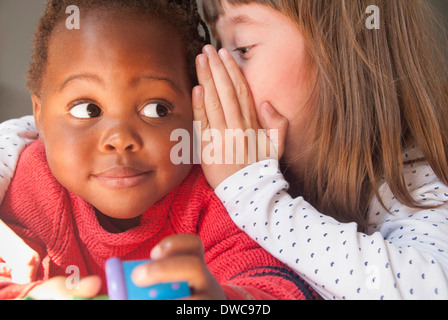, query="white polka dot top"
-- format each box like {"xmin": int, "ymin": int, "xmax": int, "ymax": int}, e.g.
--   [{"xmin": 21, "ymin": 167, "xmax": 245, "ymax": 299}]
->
[
  {"xmin": 215, "ymin": 153, "xmax": 448, "ymax": 300},
  {"xmin": 0, "ymin": 116, "xmax": 38, "ymax": 204}
]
